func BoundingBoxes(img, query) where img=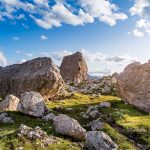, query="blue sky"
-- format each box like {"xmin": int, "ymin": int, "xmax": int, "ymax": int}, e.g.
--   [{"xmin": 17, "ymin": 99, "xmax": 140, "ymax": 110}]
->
[{"xmin": 0, "ymin": 0, "xmax": 150, "ymax": 75}]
